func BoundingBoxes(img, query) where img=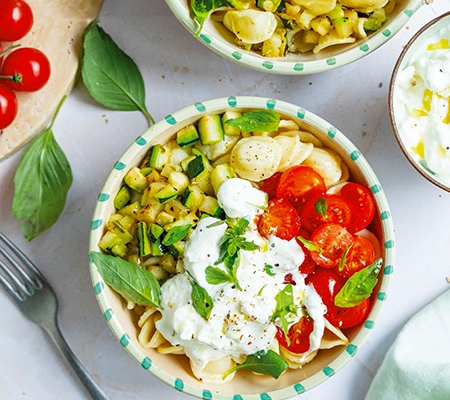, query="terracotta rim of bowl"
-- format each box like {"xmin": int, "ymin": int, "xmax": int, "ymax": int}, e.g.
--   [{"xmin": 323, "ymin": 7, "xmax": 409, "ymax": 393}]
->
[
  {"xmin": 89, "ymin": 96, "xmax": 395, "ymax": 399},
  {"xmin": 389, "ymin": 11, "xmax": 450, "ymax": 192},
  {"xmin": 165, "ymin": 0, "xmax": 425, "ymax": 75}
]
